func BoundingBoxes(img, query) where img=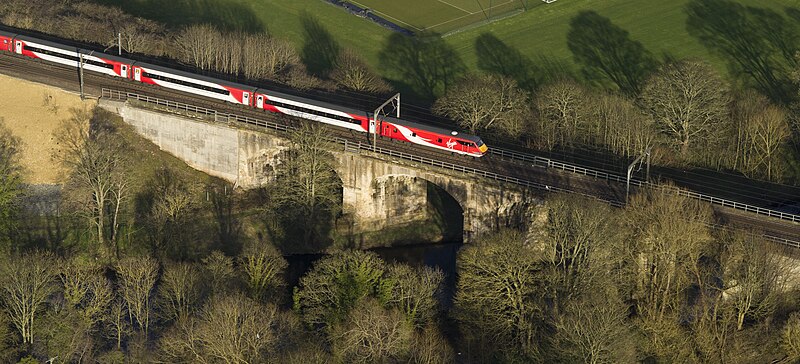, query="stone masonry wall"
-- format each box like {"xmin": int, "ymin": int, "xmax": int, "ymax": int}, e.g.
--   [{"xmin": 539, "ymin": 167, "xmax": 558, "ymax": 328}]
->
[{"xmin": 101, "ymin": 100, "xmax": 533, "ymax": 241}]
